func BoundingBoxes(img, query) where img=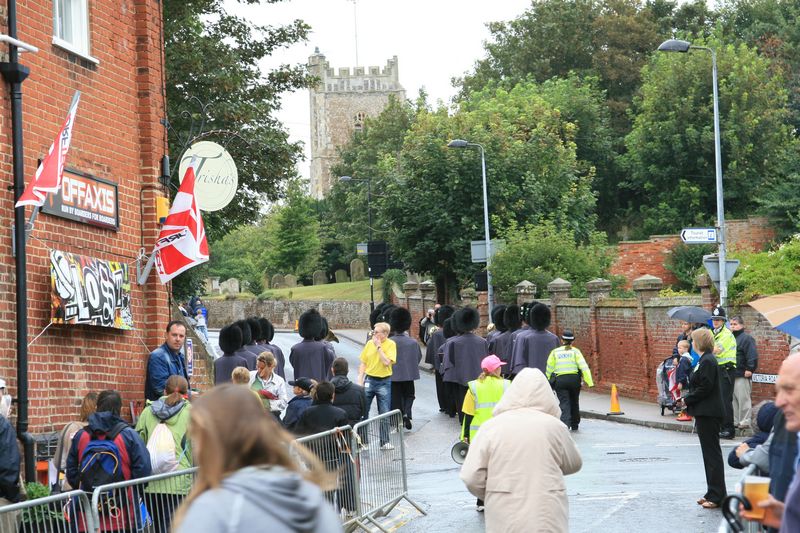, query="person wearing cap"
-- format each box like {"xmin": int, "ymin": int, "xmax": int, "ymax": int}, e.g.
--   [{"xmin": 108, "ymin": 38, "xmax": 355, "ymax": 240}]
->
[
  {"xmin": 545, "ymin": 330, "xmax": 594, "ymax": 431},
  {"xmin": 711, "ymin": 305, "xmax": 737, "ymax": 439},
  {"xmin": 461, "ymin": 355, "xmax": 510, "ymax": 513},
  {"xmin": 282, "ymin": 377, "xmax": 315, "ymax": 432}
]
